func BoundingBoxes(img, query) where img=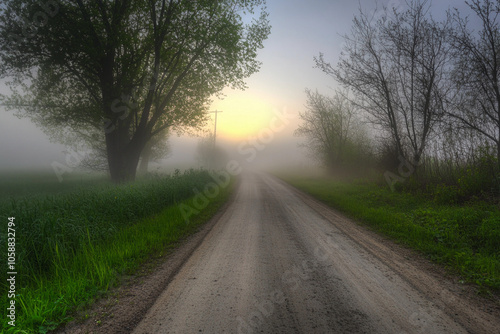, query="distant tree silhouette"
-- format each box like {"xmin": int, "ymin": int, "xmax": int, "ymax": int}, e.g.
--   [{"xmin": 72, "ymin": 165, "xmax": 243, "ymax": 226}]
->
[
  {"xmin": 295, "ymin": 89, "xmax": 369, "ymax": 170},
  {"xmin": 316, "ymin": 0, "xmax": 451, "ymax": 167}
]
